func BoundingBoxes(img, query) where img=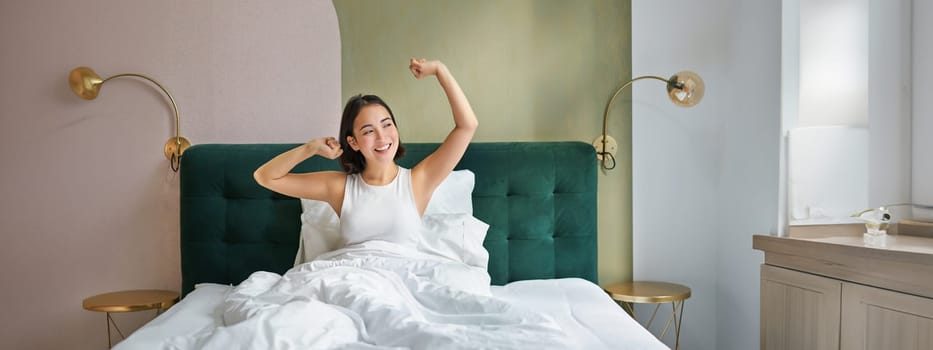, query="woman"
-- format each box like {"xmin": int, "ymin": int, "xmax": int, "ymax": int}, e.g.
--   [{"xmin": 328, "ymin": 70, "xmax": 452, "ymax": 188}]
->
[{"xmin": 254, "ymin": 58, "xmax": 478, "ymax": 248}]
